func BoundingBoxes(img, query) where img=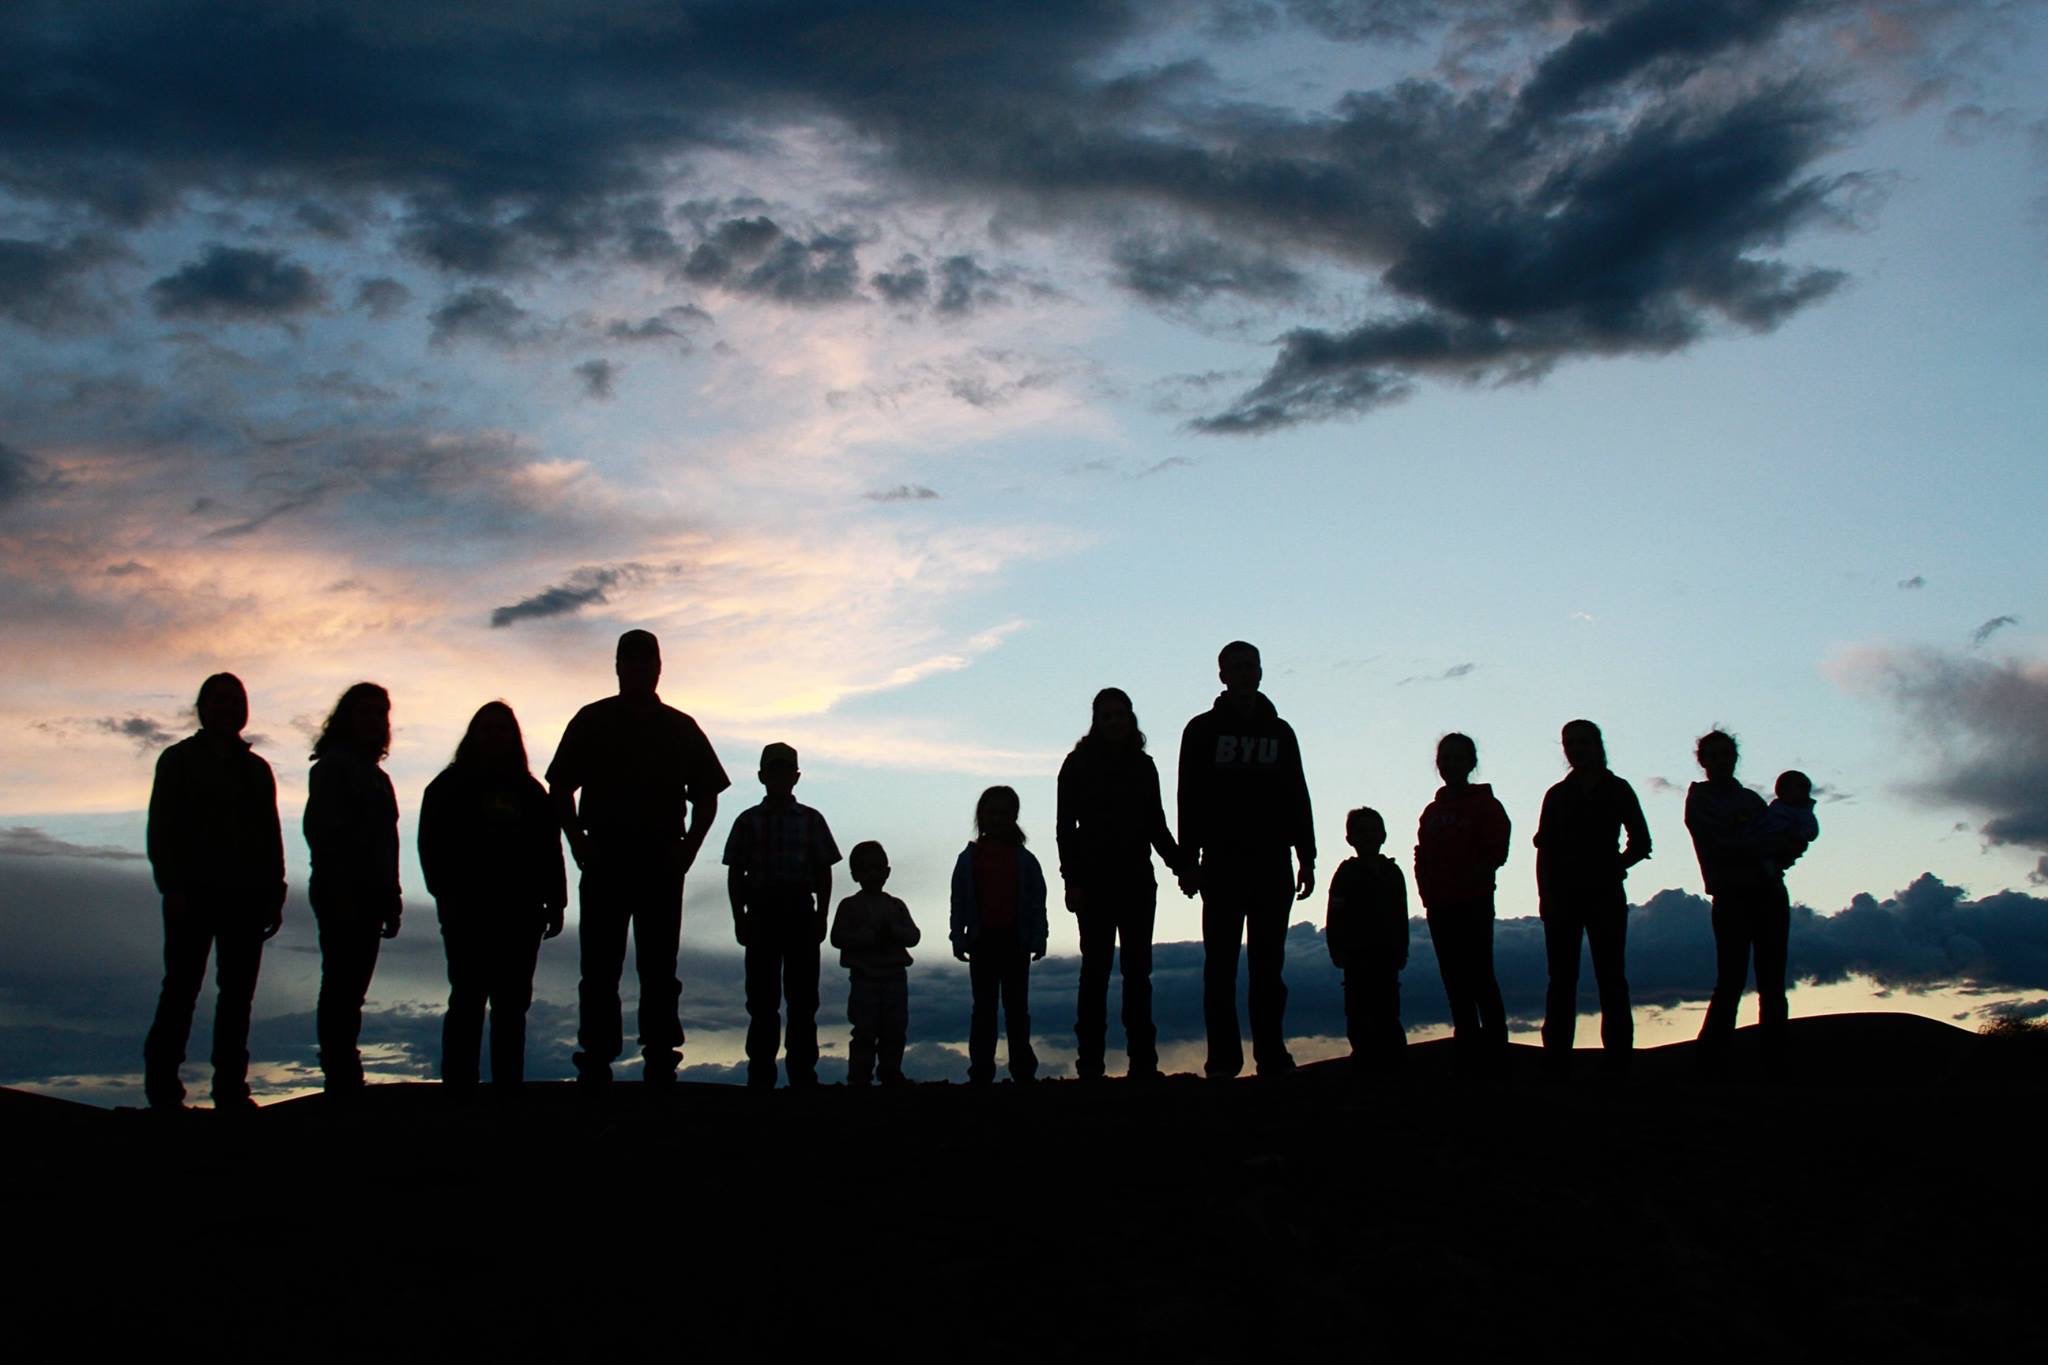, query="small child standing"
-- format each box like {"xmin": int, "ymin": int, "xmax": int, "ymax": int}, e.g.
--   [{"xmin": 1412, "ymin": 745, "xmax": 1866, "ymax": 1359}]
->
[
  {"xmin": 1759, "ymin": 770, "xmax": 1821, "ymax": 871},
  {"xmin": 949, "ymin": 785, "xmax": 1047, "ymax": 1084},
  {"xmin": 830, "ymin": 841, "xmax": 921, "ymax": 1086},
  {"xmin": 723, "ymin": 742, "xmax": 841, "ymax": 1089},
  {"xmin": 1325, "ymin": 807, "xmax": 1410, "ymax": 1070}
]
